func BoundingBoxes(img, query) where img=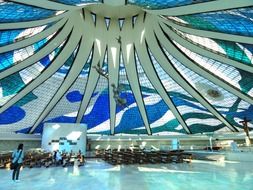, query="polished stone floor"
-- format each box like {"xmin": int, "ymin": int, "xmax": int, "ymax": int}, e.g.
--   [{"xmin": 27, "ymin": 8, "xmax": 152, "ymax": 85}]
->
[{"xmin": 0, "ymin": 159, "xmax": 253, "ymax": 190}]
